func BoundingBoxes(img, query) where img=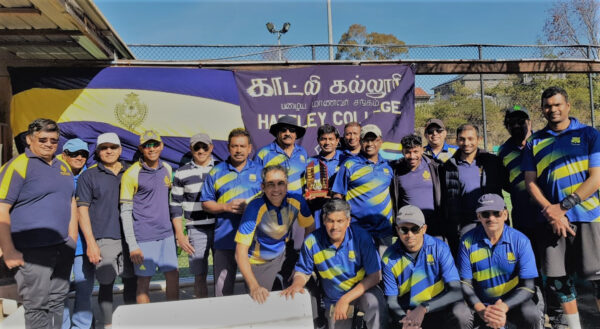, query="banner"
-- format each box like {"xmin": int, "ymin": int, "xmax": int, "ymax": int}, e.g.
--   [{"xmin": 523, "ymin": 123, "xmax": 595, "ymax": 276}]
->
[
  {"xmin": 9, "ymin": 67, "xmax": 242, "ymax": 167},
  {"xmin": 234, "ymin": 65, "xmax": 415, "ymax": 159}
]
